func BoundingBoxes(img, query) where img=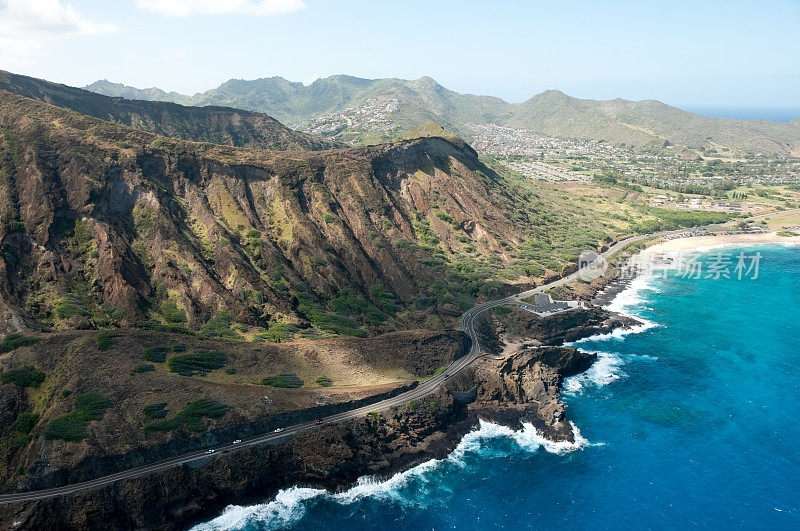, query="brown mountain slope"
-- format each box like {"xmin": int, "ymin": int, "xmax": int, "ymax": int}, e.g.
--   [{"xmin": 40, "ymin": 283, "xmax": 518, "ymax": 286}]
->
[
  {"xmin": 0, "ymin": 70, "xmax": 339, "ymax": 151},
  {"xmin": 0, "ymin": 91, "xmax": 531, "ymax": 337}
]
